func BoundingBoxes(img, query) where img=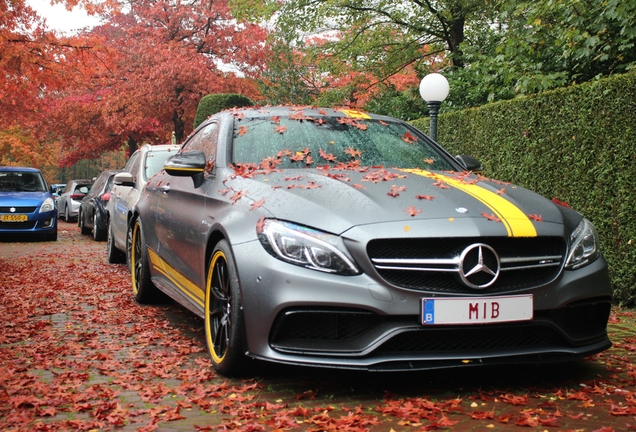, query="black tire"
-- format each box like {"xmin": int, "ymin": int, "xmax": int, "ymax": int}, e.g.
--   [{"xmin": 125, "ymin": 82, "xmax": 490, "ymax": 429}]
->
[
  {"xmin": 130, "ymin": 218, "xmax": 162, "ymax": 303},
  {"xmin": 80, "ymin": 210, "xmax": 91, "ymax": 235},
  {"xmin": 205, "ymin": 240, "xmax": 247, "ymax": 376},
  {"xmin": 65, "ymin": 205, "xmax": 71, "ymax": 222},
  {"xmin": 107, "ymin": 219, "xmax": 126, "ymax": 264},
  {"xmin": 93, "ymin": 212, "xmax": 106, "ymax": 241}
]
